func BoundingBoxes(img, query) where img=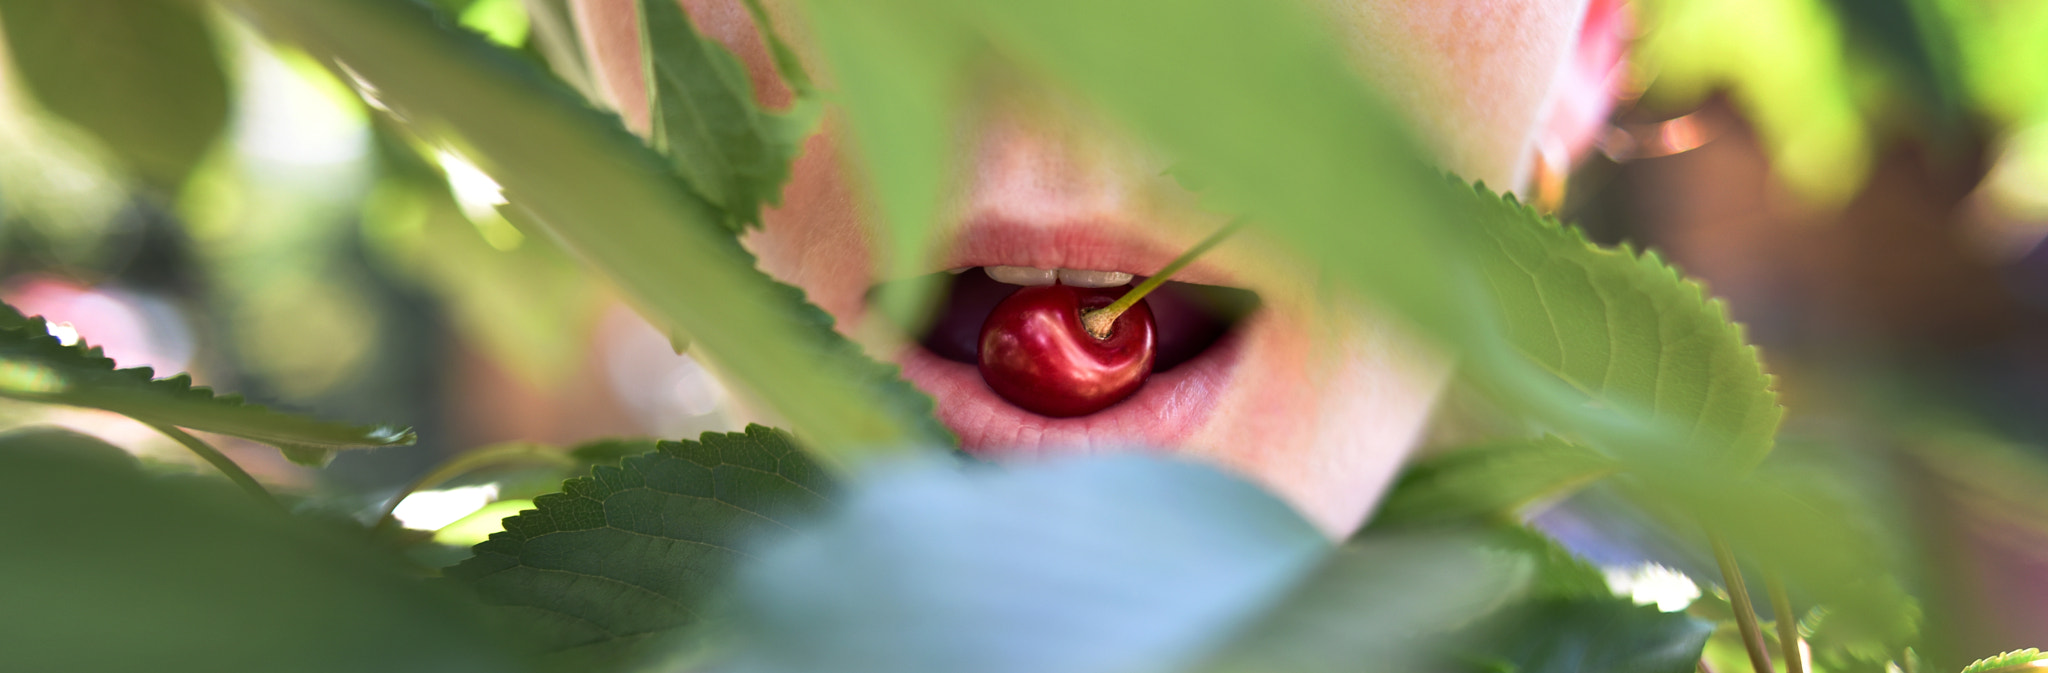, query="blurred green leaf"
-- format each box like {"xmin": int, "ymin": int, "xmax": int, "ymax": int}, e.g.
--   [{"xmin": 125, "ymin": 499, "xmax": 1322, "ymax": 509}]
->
[
  {"xmin": 446, "ymin": 425, "xmax": 833, "ymax": 672},
  {"xmin": 638, "ymin": 0, "xmax": 817, "ymax": 231},
  {"xmin": 1461, "ymin": 598, "xmax": 1713, "ymax": 673},
  {"xmin": 1959, "ymin": 648, "xmax": 2048, "ymax": 673},
  {"xmin": 724, "ymin": 453, "xmax": 1331, "ymax": 673},
  {"xmin": 0, "ymin": 0, "xmax": 229, "ymax": 190},
  {"xmin": 0, "ymin": 300, "xmax": 414, "ymax": 466},
  {"xmin": 1197, "ymin": 531, "xmax": 1532, "ymax": 673},
  {"xmin": 0, "ymin": 426, "xmax": 528, "ymax": 673},
  {"xmin": 1460, "ymin": 182, "xmax": 1783, "ymax": 471},
  {"xmin": 1376, "ymin": 436, "xmax": 1620, "ymax": 527},
  {"xmin": 520, "ymin": 0, "xmax": 597, "ymax": 101},
  {"xmin": 219, "ymin": 0, "xmax": 951, "ymax": 462}
]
